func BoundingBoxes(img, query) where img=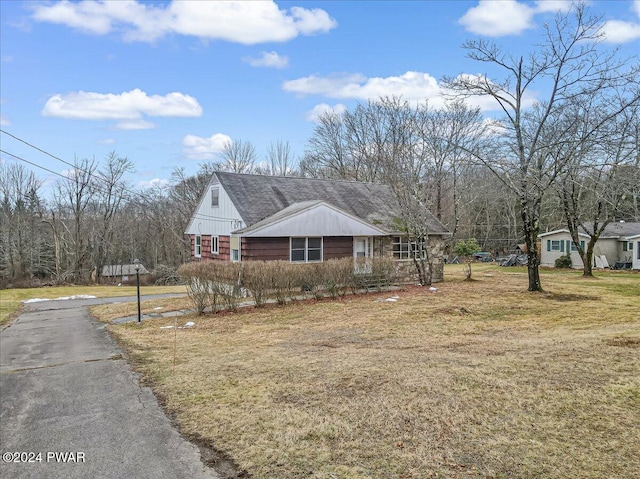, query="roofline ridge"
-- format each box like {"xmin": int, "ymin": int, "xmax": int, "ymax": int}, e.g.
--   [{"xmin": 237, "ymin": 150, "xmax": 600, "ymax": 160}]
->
[{"xmin": 215, "ymin": 171, "xmax": 384, "ymax": 186}]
